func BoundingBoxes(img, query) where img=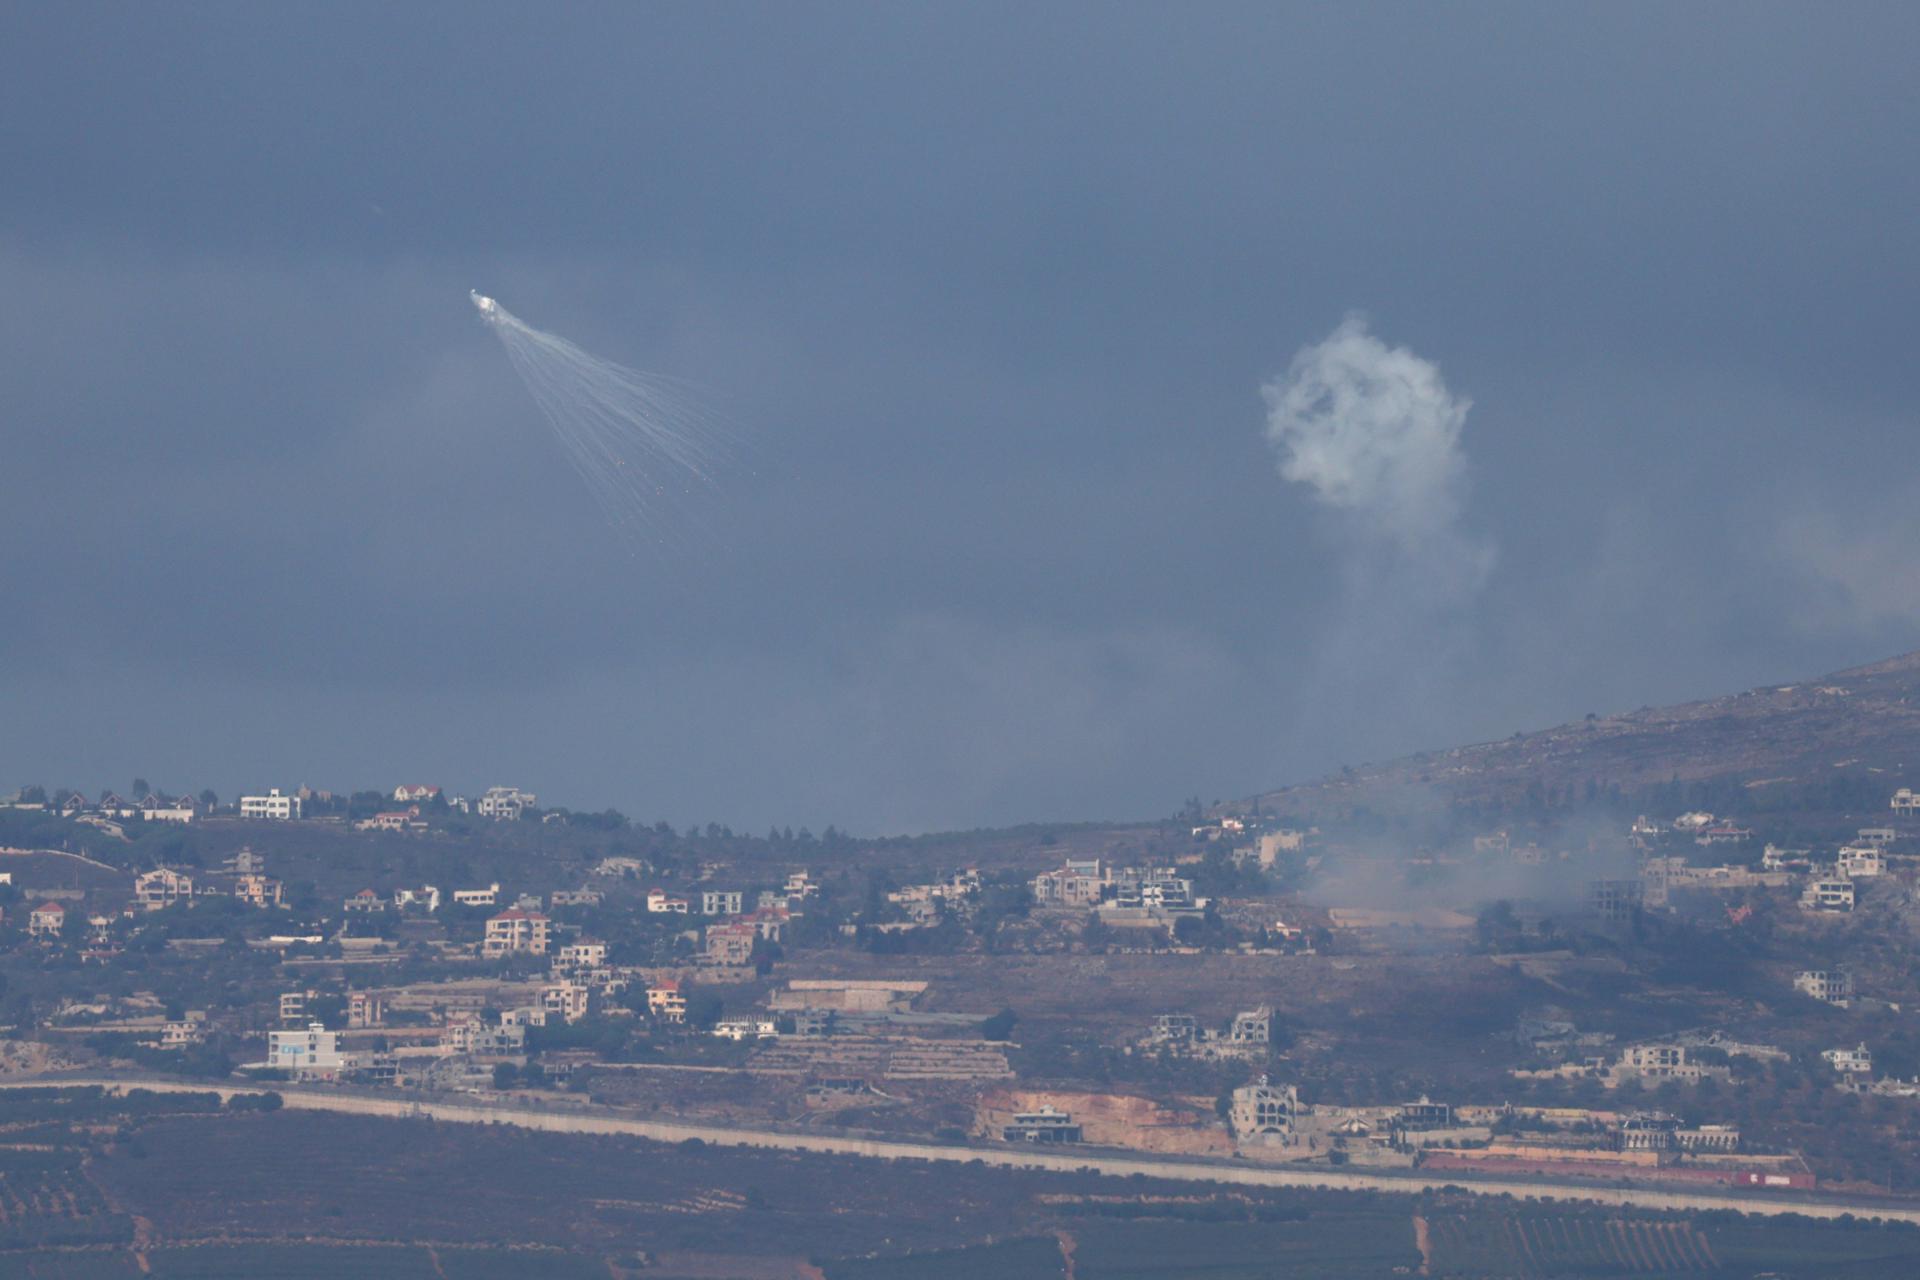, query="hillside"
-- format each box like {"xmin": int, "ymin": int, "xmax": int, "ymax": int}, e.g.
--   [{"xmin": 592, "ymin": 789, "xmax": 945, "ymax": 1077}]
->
[{"xmin": 1244, "ymin": 649, "xmax": 1920, "ymax": 820}]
